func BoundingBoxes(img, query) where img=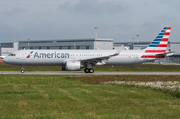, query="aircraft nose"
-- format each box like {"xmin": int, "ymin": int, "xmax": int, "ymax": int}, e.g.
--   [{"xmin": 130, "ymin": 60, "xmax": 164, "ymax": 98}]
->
[
  {"xmin": 2, "ymin": 58, "xmax": 5, "ymax": 62},
  {"xmin": 3, "ymin": 57, "xmax": 13, "ymax": 65},
  {"xmin": 2, "ymin": 57, "xmax": 7, "ymax": 63}
]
